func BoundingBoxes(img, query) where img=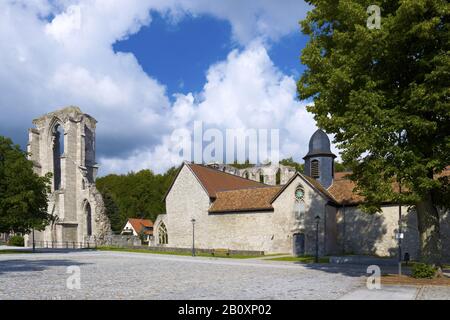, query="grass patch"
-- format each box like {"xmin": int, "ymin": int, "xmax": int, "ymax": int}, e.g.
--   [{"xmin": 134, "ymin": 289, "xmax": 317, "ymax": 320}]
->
[
  {"xmin": 268, "ymin": 255, "xmax": 330, "ymax": 263},
  {"xmin": 401, "ymin": 261, "xmax": 450, "ymax": 270},
  {"xmin": 0, "ymin": 250, "xmax": 33, "ymax": 254},
  {"xmin": 263, "ymin": 253, "xmax": 290, "ymax": 257},
  {"xmin": 97, "ymin": 246, "xmax": 259, "ymax": 259}
]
